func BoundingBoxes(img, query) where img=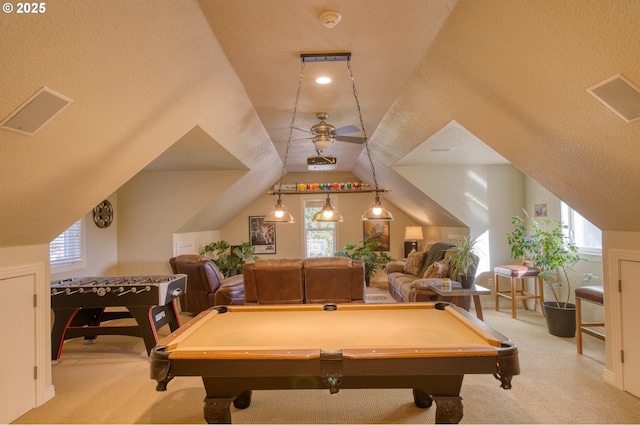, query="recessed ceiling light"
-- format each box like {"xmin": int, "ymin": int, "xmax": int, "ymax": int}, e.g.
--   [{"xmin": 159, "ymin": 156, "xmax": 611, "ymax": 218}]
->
[{"xmin": 316, "ymin": 76, "xmax": 332, "ymax": 84}]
